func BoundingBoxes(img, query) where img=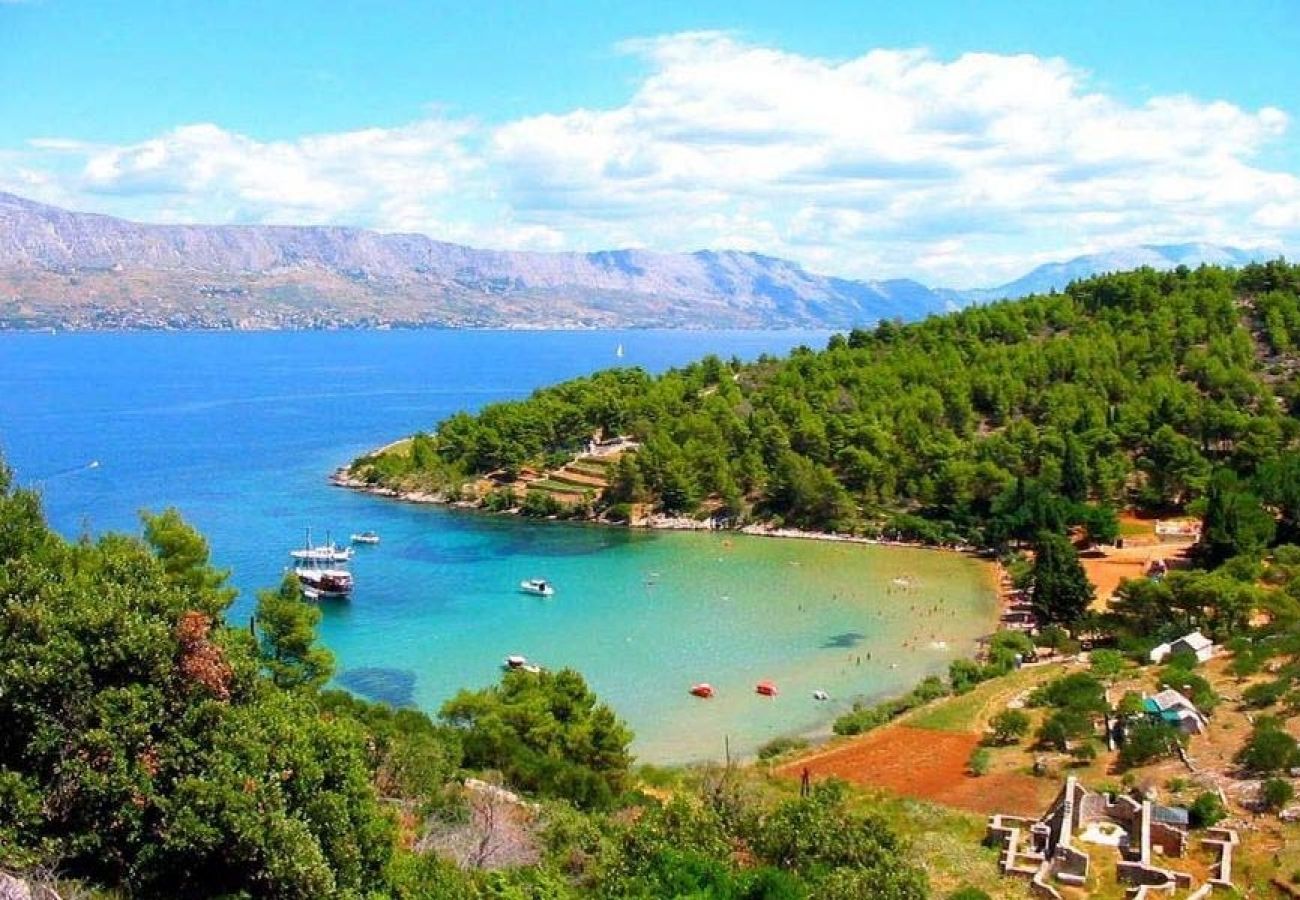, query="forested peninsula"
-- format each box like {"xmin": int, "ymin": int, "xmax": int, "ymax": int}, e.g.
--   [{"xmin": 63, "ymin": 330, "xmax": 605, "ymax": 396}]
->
[{"xmin": 347, "ymin": 261, "xmax": 1300, "ymax": 552}]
